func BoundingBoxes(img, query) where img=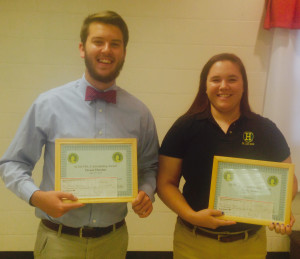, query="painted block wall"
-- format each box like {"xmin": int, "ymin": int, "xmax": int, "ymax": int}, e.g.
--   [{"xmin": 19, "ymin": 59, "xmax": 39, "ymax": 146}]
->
[{"xmin": 0, "ymin": 0, "xmax": 297, "ymax": 252}]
